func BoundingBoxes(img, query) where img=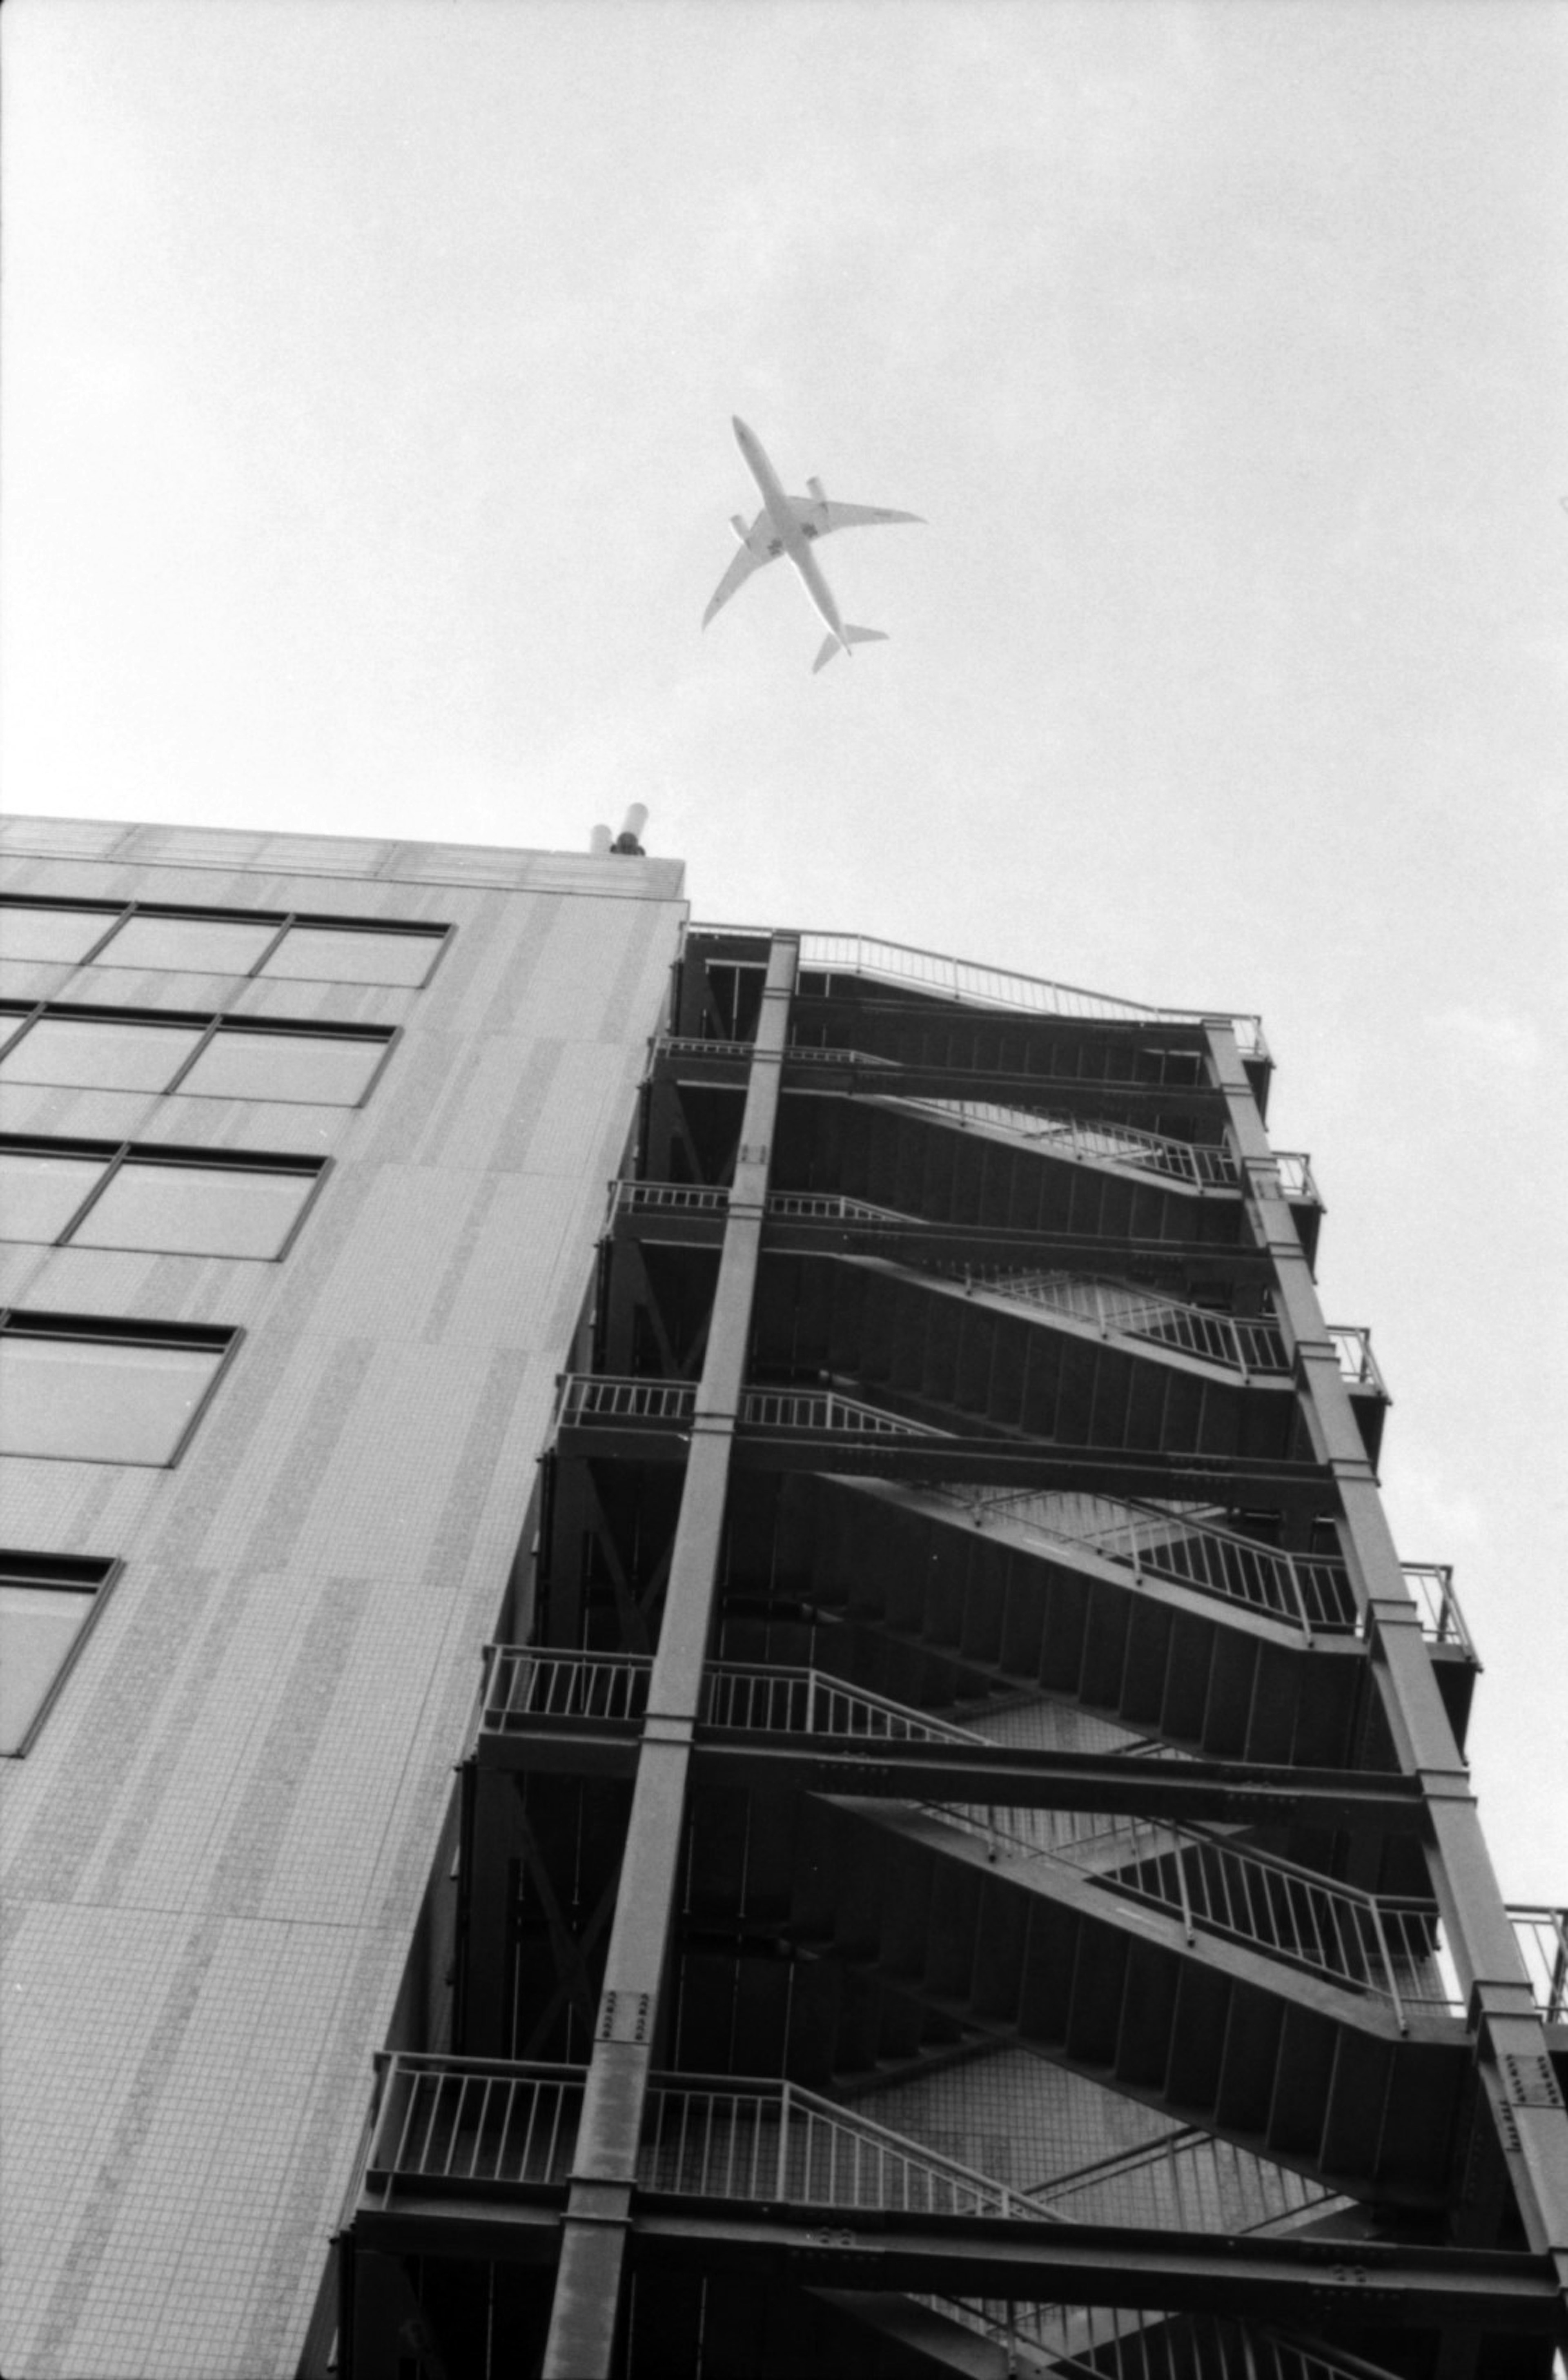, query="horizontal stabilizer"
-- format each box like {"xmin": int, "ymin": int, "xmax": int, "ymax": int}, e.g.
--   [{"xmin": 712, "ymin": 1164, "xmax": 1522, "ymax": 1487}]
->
[{"xmin": 812, "ymin": 625, "xmax": 888, "ymax": 673}]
